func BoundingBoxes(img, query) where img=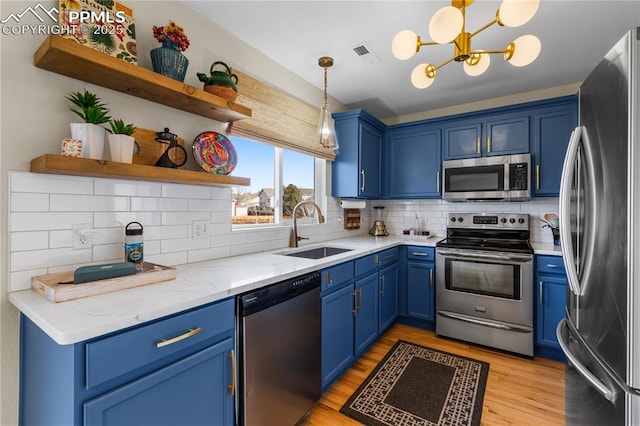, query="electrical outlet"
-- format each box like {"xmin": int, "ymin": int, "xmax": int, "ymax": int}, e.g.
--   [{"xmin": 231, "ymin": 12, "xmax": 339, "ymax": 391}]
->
[
  {"xmin": 72, "ymin": 223, "xmax": 93, "ymax": 249},
  {"xmin": 193, "ymin": 220, "xmax": 211, "ymax": 239}
]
